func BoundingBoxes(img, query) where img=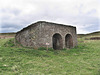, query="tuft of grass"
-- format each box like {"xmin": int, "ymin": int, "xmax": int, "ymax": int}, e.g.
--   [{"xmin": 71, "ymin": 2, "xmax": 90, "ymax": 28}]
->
[
  {"xmin": 38, "ymin": 47, "xmax": 46, "ymax": 50},
  {"xmin": 38, "ymin": 47, "xmax": 54, "ymax": 51},
  {"xmin": 4, "ymin": 38, "xmax": 15, "ymax": 47}
]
